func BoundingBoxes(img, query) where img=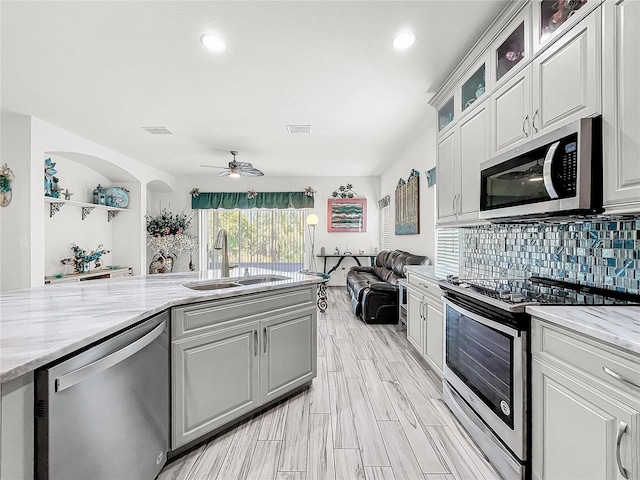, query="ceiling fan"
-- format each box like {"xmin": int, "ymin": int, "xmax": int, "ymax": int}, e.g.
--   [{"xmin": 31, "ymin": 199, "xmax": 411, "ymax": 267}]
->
[{"xmin": 200, "ymin": 151, "xmax": 264, "ymax": 177}]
